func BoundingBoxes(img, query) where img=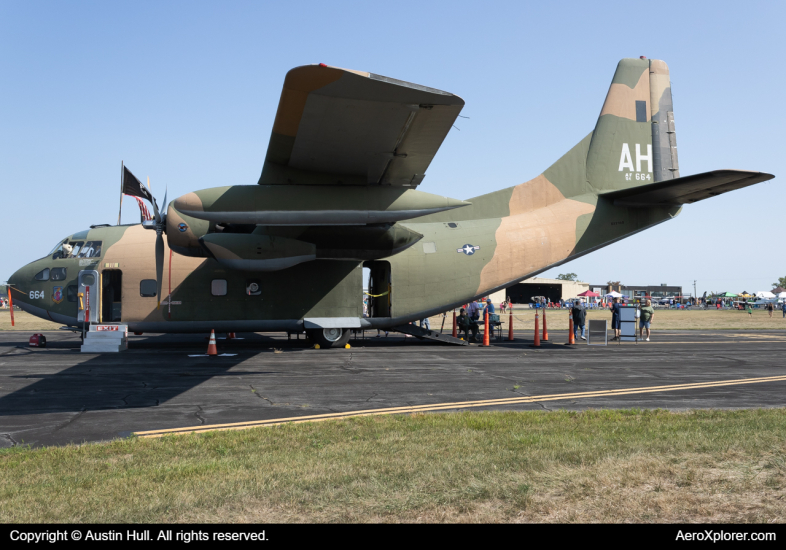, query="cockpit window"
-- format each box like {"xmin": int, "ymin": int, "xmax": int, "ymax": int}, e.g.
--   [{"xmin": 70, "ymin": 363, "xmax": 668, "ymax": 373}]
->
[
  {"xmin": 69, "ymin": 242, "xmax": 84, "ymax": 257},
  {"xmin": 76, "ymin": 241, "xmax": 102, "ymax": 258},
  {"xmin": 51, "ymin": 240, "xmax": 99, "ymax": 260},
  {"xmin": 48, "ymin": 240, "xmax": 66, "ymax": 256},
  {"xmin": 34, "ymin": 268, "xmax": 50, "ymax": 281}
]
